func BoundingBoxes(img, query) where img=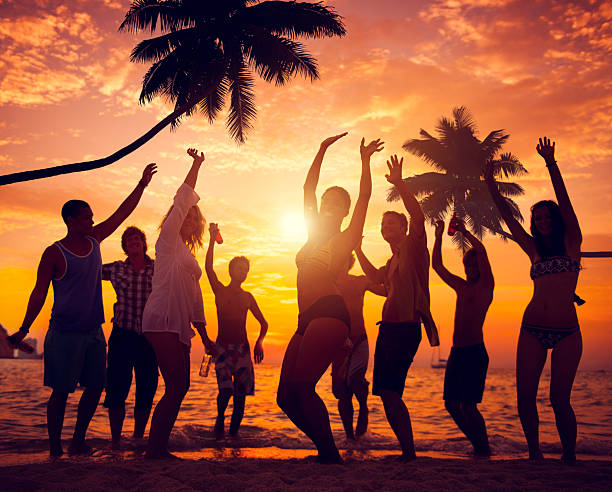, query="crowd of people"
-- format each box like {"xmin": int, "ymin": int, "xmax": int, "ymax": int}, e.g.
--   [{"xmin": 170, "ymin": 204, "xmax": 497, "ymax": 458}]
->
[{"xmin": 7, "ymin": 136, "xmax": 583, "ymax": 465}]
